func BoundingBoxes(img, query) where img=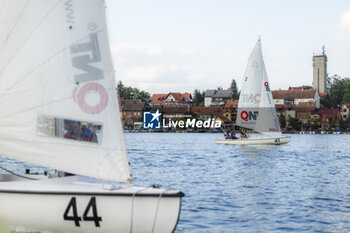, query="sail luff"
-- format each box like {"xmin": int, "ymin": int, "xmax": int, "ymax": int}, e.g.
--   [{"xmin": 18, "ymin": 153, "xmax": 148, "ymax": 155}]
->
[
  {"xmin": 236, "ymin": 40, "xmax": 262, "ymax": 131},
  {"xmin": 99, "ymin": 0, "xmax": 132, "ymax": 180}
]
